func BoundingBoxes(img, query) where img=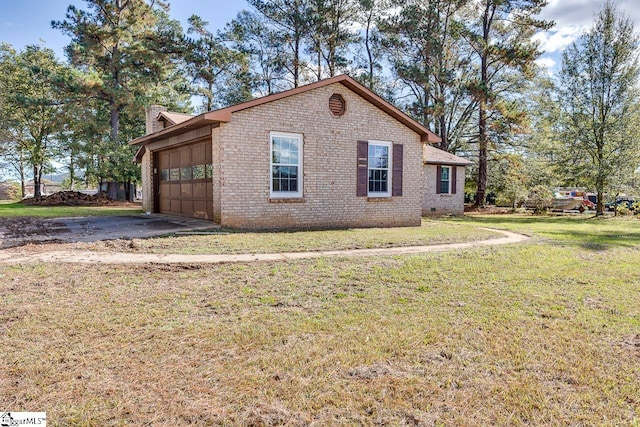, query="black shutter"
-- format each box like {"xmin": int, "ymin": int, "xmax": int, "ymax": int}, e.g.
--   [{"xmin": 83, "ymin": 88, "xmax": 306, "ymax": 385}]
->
[
  {"xmin": 392, "ymin": 143, "xmax": 403, "ymax": 196},
  {"xmin": 451, "ymin": 166, "xmax": 457, "ymax": 194},
  {"xmin": 357, "ymin": 141, "xmax": 368, "ymax": 197},
  {"xmin": 436, "ymin": 165, "xmax": 442, "ymax": 194}
]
